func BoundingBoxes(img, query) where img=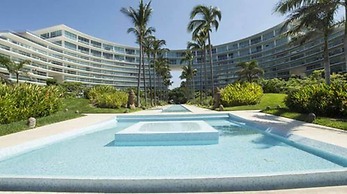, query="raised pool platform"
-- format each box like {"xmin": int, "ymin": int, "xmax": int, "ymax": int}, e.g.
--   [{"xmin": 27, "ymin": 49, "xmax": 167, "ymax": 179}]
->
[{"xmin": 114, "ymin": 120, "xmax": 219, "ymax": 146}]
